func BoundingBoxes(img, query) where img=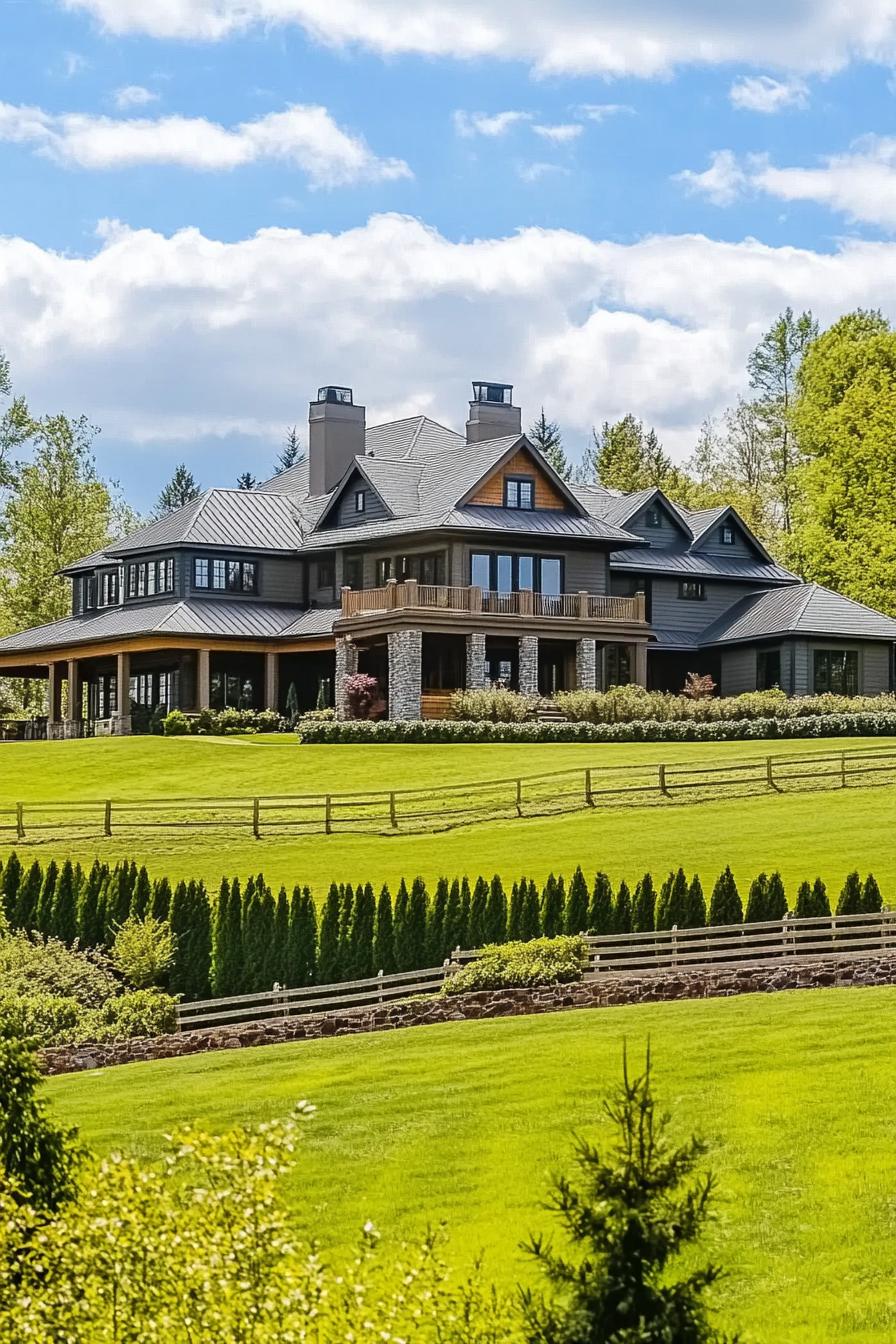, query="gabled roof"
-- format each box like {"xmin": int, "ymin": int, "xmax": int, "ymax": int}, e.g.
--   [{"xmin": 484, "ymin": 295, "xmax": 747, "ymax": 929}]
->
[
  {"xmin": 458, "ymin": 435, "xmax": 588, "ymax": 516},
  {"xmin": 610, "ymin": 548, "xmax": 797, "ymax": 585},
  {"xmin": 576, "ymin": 485, "xmax": 692, "ymax": 538},
  {"xmin": 699, "ymin": 583, "xmax": 896, "ymax": 647},
  {"xmin": 681, "ymin": 503, "xmax": 774, "ymax": 564}
]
